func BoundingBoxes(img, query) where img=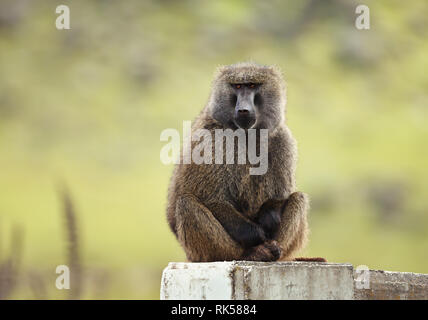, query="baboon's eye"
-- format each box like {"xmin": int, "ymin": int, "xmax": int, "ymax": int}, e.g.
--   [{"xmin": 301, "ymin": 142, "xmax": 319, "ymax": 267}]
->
[
  {"xmin": 249, "ymin": 83, "xmax": 255, "ymax": 88},
  {"xmin": 235, "ymin": 84, "xmax": 241, "ymax": 89}
]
